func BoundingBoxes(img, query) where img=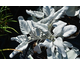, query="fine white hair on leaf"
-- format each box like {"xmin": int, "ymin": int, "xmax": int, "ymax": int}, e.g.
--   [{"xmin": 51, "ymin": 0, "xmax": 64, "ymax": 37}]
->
[
  {"xmin": 54, "ymin": 37, "xmax": 66, "ymax": 57},
  {"xmin": 63, "ymin": 25, "xmax": 77, "ymax": 37},
  {"xmin": 26, "ymin": 10, "xmax": 44, "ymax": 18}
]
